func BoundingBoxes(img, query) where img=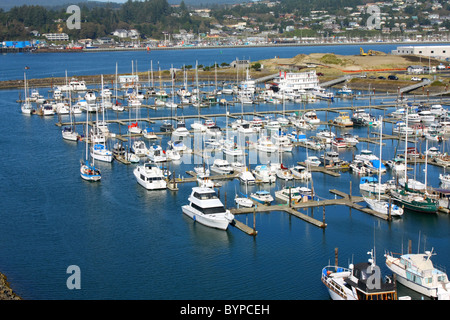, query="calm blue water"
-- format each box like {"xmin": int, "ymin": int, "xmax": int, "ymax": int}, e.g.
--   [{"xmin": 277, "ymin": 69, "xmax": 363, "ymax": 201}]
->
[{"xmin": 0, "ymin": 44, "xmax": 449, "ymax": 300}]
